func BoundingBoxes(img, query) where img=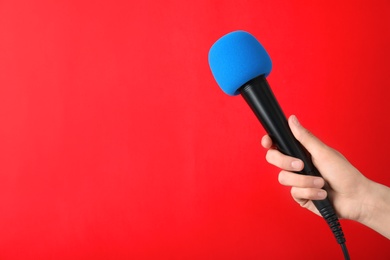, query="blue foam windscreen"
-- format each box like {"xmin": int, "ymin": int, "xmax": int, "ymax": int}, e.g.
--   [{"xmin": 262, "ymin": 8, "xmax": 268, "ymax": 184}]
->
[{"xmin": 208, "ymin": 31, "xmax": 272, "ymax": 96}]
